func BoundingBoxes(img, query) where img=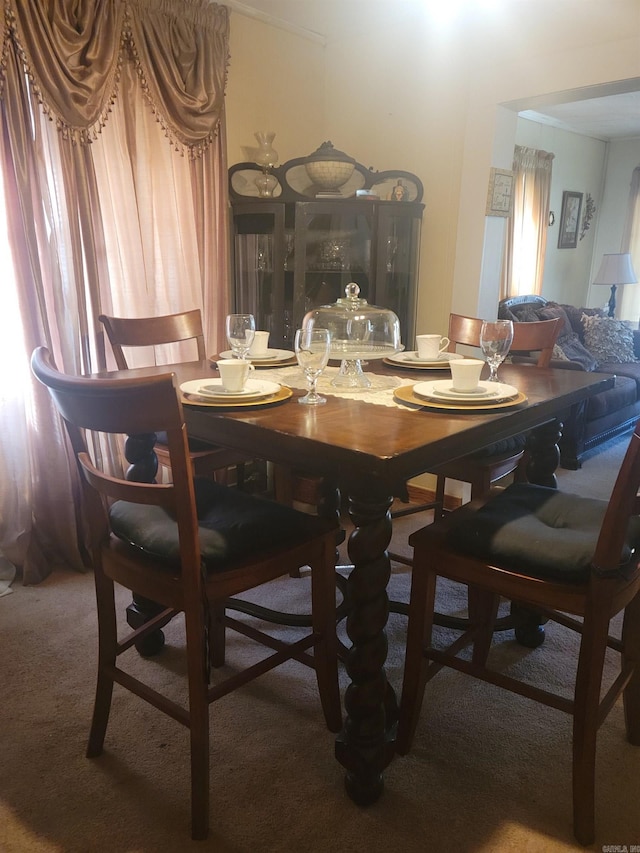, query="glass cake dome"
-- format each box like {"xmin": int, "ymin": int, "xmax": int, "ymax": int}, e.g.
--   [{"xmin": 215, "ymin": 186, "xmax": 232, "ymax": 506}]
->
[{"xmin": 302, "ymin": 283, "xmax": 402, "ymax": 388}]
